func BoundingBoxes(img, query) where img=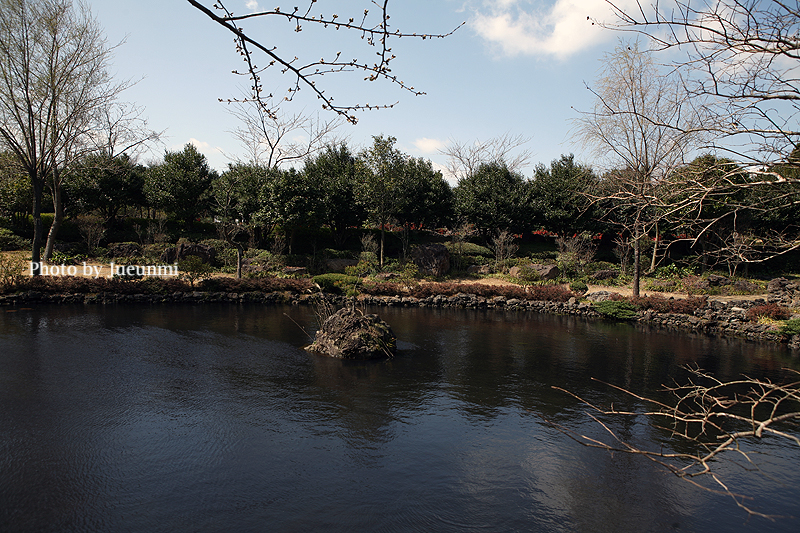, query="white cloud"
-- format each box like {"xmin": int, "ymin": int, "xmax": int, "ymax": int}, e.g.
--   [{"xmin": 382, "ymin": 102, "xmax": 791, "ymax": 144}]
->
[
  {"xmin": 245, "ymin": 1, "xmax": 259, "ymax": 11},
  {"xmin": 471, "ymin": 0, "xmax": 639, "ymax": 59},
  {"xmin": 413, "ymin": 137, "xmax": 446, "ymax": 154},
  {"xmin": 176, "ymin": 138, "xmax": 224, "ymax": 158}
]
